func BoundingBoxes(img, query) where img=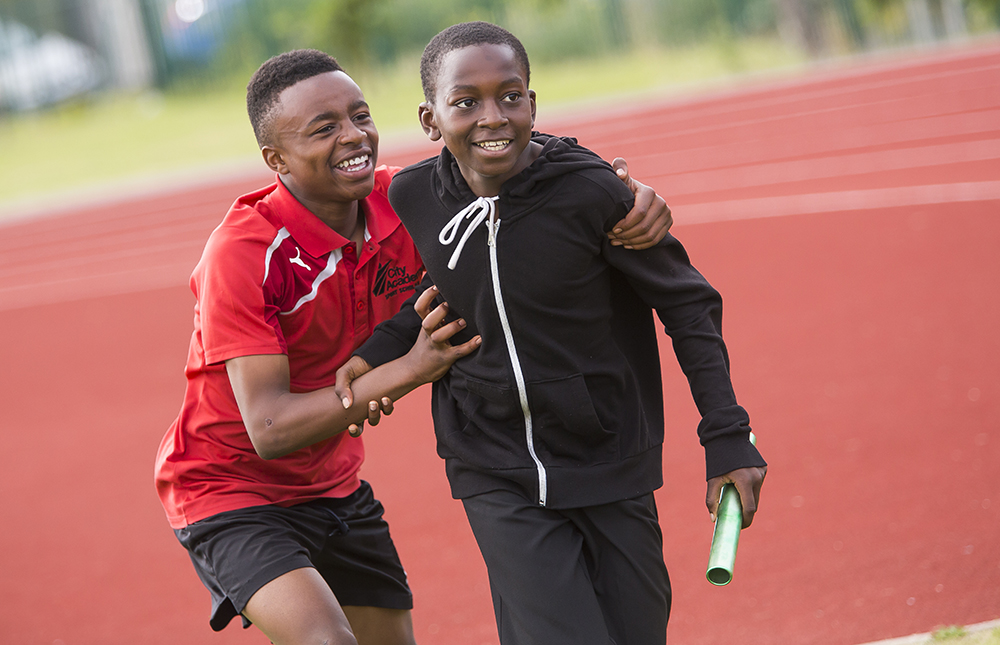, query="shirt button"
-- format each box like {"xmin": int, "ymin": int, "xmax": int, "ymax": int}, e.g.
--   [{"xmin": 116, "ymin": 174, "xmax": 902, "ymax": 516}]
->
[{"xmin": 356, "ymin": 301, "xmax": 365, "ymax": 311}]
